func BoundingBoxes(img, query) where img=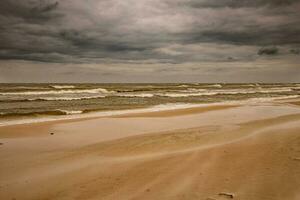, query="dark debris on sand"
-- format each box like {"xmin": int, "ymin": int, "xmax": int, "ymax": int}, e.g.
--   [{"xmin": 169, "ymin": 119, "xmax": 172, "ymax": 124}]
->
[{"xmin": 218, "ymin": 192, "xmax": 234, "ymax": 198}]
